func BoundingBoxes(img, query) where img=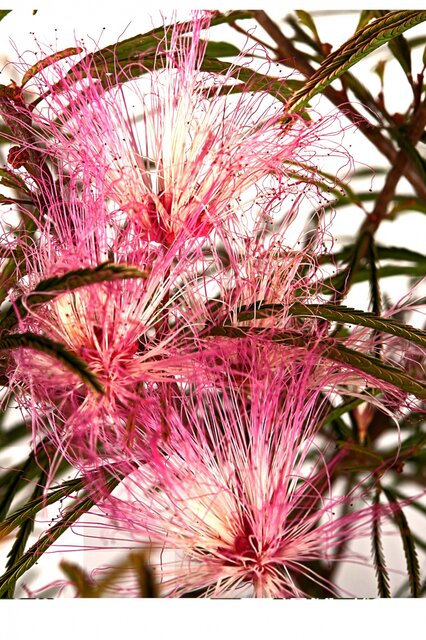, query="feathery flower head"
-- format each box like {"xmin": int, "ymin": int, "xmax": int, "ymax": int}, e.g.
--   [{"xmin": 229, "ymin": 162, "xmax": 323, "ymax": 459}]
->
[
  {"xmin": 4, "ymin": 189, "xmax": 210, "ymax": 463},
  {"xmin": 90, "ymin": 339, "xmax": 402, "ymax": 598},
  {"xmin": 8, "ymin": 11, "xmax": 351, "ymax": 248},
  {"xmin": 0, "ymin": 10, "xmax": 356, "ymax": 466}
]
